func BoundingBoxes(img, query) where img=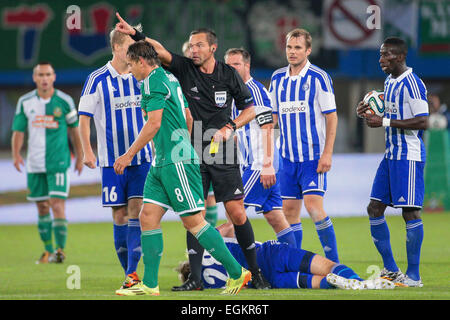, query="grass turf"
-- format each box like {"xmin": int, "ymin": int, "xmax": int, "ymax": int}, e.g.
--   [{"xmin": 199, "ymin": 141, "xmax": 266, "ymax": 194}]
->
[{"xmin": 0, "ymin": 213, "xmax": 449, "ymax": 300}]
